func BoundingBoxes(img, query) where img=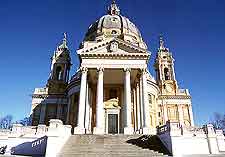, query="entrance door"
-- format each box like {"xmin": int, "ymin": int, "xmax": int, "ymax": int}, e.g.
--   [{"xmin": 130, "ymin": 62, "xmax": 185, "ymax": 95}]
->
[{"xmin": 108, "ymin": 114, "xmax": 118, "ymax": 134}]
